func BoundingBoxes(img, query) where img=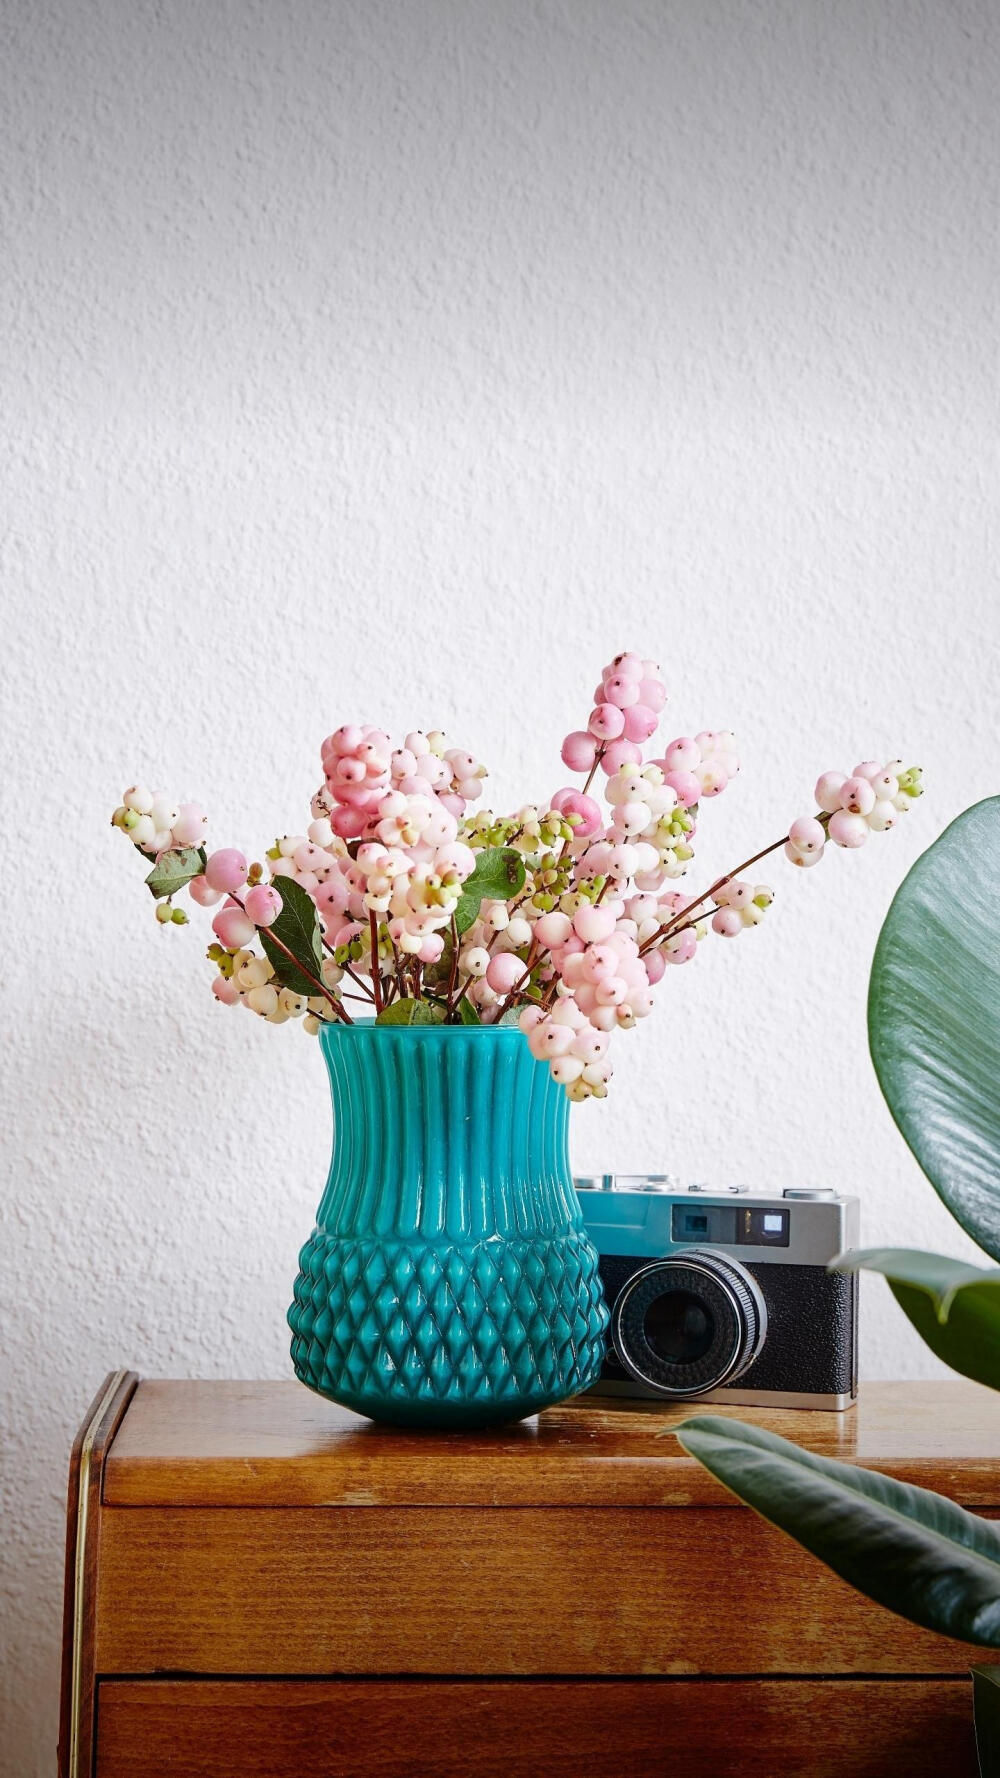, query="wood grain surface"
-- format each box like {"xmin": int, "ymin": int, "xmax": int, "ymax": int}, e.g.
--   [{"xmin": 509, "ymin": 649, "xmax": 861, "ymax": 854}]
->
[
  {"xmin": 94, "ymin": 1677, "xmax": 979, "ymax": 1778},
  {"xmin": 102, "ymin": 1377, "xmax": 1000, "ymax": 1508},
  {"xmin": 94, "ymin": 1501, "xmax": 986, "ymax": 1676}
]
